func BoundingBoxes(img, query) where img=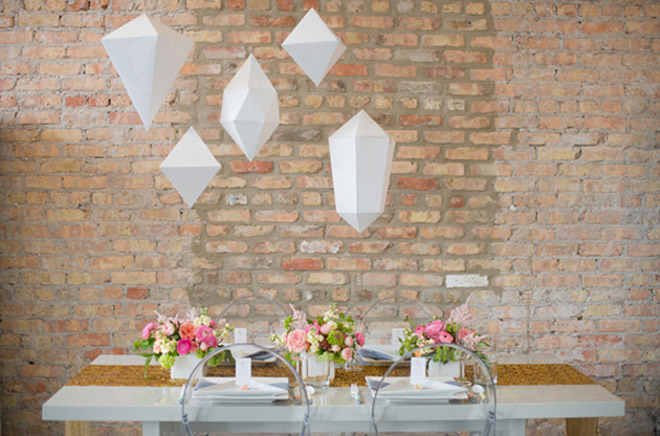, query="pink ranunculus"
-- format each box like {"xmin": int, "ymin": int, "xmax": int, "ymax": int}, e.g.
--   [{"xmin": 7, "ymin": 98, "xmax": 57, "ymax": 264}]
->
[
  {"xmin": 424, "ymin": 320, "xmax": 445, "ymax": 340},
  {"xmin": 341, "ymin": 347, "xmax": 353, "ymax": 361},
  {"xmin": 209, "ymin": 320, "xmax": 216, "ymax": 328},
  {"xmin": 200, "ymin": 341, "xmax": 209, "ymax": 351},
  {"xmin": 179, "ymin": 323, "xmax": 196, "ymax": 341},
  {"xmin": 286, "ymin": 329, "xmax": 308, "ymax": 353},
  {"xmin": 142, "ymin": 322, "xmax": 157, "ymax": 340},
  {"xmin": 344, "ymin": 336, "xmax": 354, "ymax": 347},
  {"xmin": 320, "ymin": 324, "xmax": 332, "ymax": 335},
  {"xmin": 177, "ymin": 339, "xmax": 192, "ymax": 355},
  {"xmin": 436, "ymin": 331, "xmax": 454, "ymax": 344},
  {"xmin": 414, "ymin": 325, "xmax": 426, "ymax": 338},
  {"xmin": 355, "ymin": 332, "xmax": 365, "ymax": 347},
  {"xmin": 196, "ymin": 325, "xmax": 215, "ymax": 345}
]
